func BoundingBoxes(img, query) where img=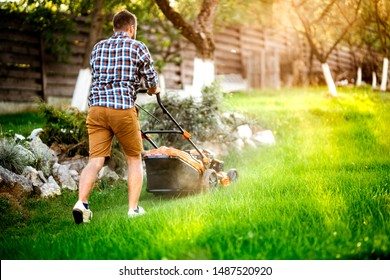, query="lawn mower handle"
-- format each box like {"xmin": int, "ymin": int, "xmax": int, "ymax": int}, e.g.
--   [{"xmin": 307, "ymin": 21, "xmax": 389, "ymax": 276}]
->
[{"xmin": 154, "ymin": 93, "xmax": 205, "ymax": 161}]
